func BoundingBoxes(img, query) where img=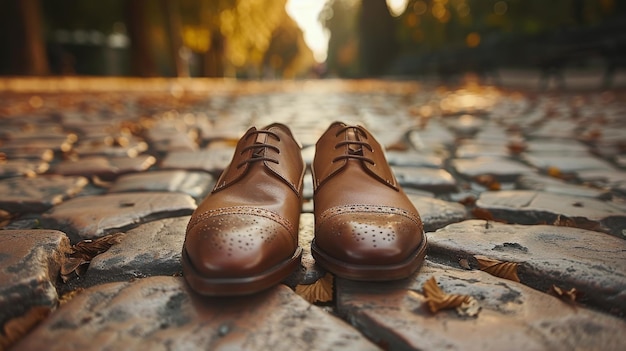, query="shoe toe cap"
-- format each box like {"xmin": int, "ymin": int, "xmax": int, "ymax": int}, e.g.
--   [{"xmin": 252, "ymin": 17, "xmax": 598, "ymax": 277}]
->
[
  {"xmin": 184, "ymin": 214, "xmax": 296, "ymax": 278},
  {"xmin": 315, "ymin": 210, "xmax": 424, "ymax": 265}
]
